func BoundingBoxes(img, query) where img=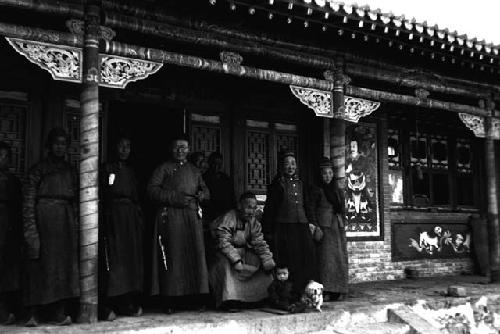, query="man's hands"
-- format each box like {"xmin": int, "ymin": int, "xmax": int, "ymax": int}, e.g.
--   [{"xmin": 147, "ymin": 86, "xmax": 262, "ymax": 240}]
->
[{"xmin": 233, "ymin": 260, "xmax": 244, "ymax": 271}]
